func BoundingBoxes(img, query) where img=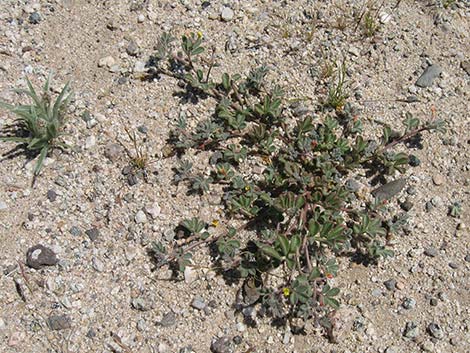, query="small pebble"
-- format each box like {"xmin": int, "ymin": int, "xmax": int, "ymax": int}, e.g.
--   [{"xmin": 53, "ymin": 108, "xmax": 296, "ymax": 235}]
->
[
  {"xmin": 69, "ymin": 226, "xmax": 81, "ymax": 237},
  {"xmin": 47, "ymin": 190, "xmax": 57, "ymax": 202},
  {"xmin": 26, "ymin": 245, "xmax": 58, "ymax": 269},
  {"xmin": 137, "ymin": 14, "xmax": 145, "ymax": 23},
  {"xmin": 135, "ymin": 210, "xmax": 148, "ymax": 224},
  {"xmin": 158, "ymin": 312, "xmax": 176, "ymax": 327},
  {"xmin": 432, "ymin": 174, "xmax": 444, "ymax": 186},
  {"xmin": 92, "ymin": 257, "xmax": 104, "ymax": 272},
  {"xmin": 400, "ymin": 200, "xmax": 413, "ymax": 211},
  {"xmin": 85, "ymin": 227, "xmax": 100, "ymax": 242},
  {"xmin": 0, "ymin": 201, "xmax": 8, "ymax": 210},
  {"xmin": 191, "ymin": 296, "xmax": 206, "ymax": 310},
  {"xmin": 131, "ymin": 297, "xmax": 150, "ymax": 311},
  {"xmin": 47, "ymin": 314, "xmax": 72, "ymax": 331},
  {"xmin": 427, "ymin": 323, "xmax": 444, "ymax": 340},
  {"xmin": 416, "ymin": 65, "xmax": 442, "ymax": 88},
  {"xmin": 104, "ymin": 143, "xmax": 122, "ymax": 162},
  {"xmin": 98, "ymin": 56, "xmax": 115, "ymax": 68},
  {"xmin": 211, "ymin": 336, "xmax": 231, "ymax": 353},
  {"xmin": 403, "ymin": 322, "xmax": 419, "ymax": 339},
  {"xmin": 126, "ymin": 41, "xmax": 139, "ymax": 56},
  {"xmin": 85, "ymin": 135, "xmax": 96, "ymax": 149},
  {"xmin": 384, "ymin": 279, "xmax": 397, "ymax": 291},
  {"xmin": 221, "ymin": 7, "xmax": 234, "ymax": 22},
  {"xmin": 408, "ymin": 155, "xmax": 421, "ymax": 167},
  {"xmin": 29, "ymin": 12, "xmax": 42, "ymax": 24},
  {"xmin": 402, "ymin": 297, "xmax": 416, "ymax": 310},
  {"xmin": 424, "ymin": 247, "xmax": 438, "ymax": 257}
]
